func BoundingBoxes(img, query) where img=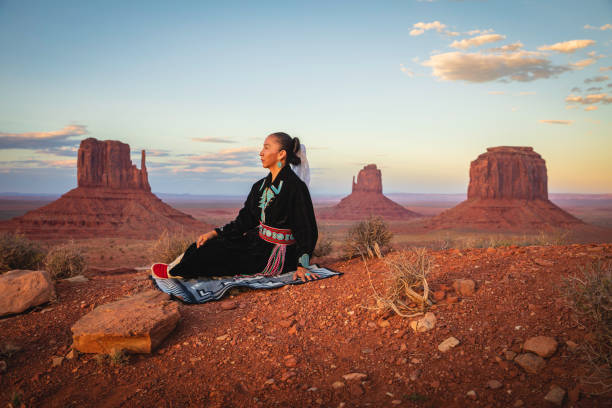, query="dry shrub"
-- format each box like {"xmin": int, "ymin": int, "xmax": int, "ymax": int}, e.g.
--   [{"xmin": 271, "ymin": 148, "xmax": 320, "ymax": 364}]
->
[
  {"xmin": 313, "ymin": 229, "xmax": 333, "ymax": 258},
  {"xmin": 44, "ymin": 243, "xmax": 86, "ymax": 280},
  {"xmin": 344, "ymin": 216, "xmax": 392, "ymax": 259},
  {"xmin": 150, "ymin": 230, "xmax": 194, "ymax": 264},
  {"xmin": 0, "ymin": 232, "xmax": 45, "ymax": 273},
  {"xmin": 365, "ymin": 247, "xmax": 432, "ymax": 318},
  {"xmin": 562, "ymin": 261, "xmax": 612, "ymax": 394}
]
